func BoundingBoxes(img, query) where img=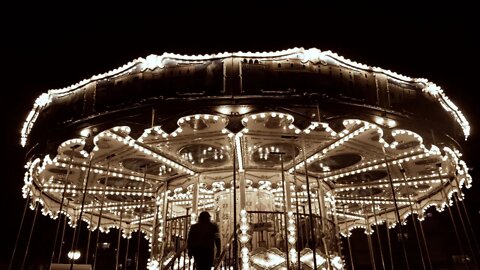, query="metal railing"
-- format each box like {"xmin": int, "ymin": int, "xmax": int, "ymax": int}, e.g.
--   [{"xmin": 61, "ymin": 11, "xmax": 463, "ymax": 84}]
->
[
  {"xmin": 161, "ymin": 215, "xmax": 191, "ymax": 270},
  {"xmin": 160, "ymin": 211, "xmax": 338, "ymax": 269},
  {"xmin": 213, "ymin": 232, "xmax": 236, "ymax": 270},
  {"xmin": 162, "ymin": 244, "xmax": 190, "ymax": 270},
  {"xmin": 246, "ymin": 210, "xmax": 338, "ymax": 254}
]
